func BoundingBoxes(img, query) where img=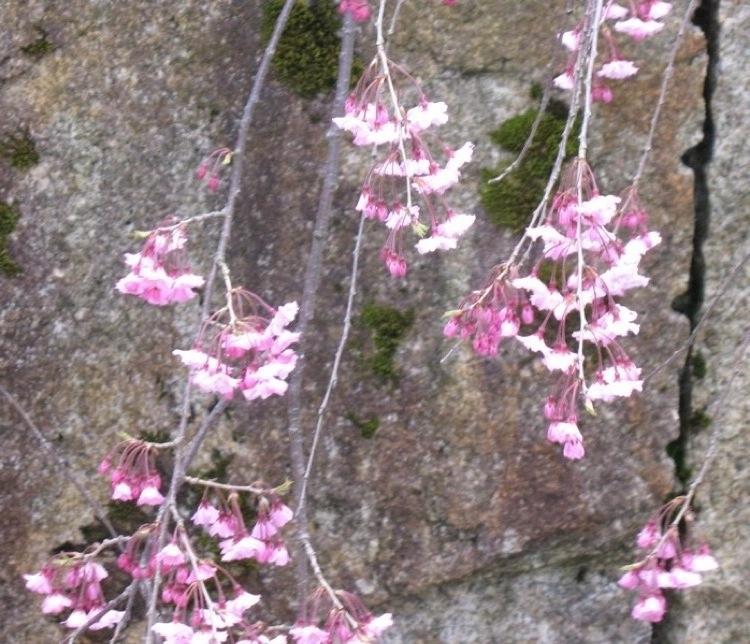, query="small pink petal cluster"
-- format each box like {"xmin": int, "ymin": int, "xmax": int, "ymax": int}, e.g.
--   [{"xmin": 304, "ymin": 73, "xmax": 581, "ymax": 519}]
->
[
  {"xmin": 196, "ymin": 147, "xmax": 233, "ymax": 190},
  {"xmin": 150, "ymin": 549, "xmax": 284, "ymax": 643},
  {"xmin": 619, "ymin": 502, "xmax": 719, "ymax": 622},
  {"xmin": 554, "ymin": 1, "xmax": 672, "ymax": 102},
  {"xmin": 446, "ymin": 161, "xmax": 660, "ymax": 459},
  {"xmin": 24, "ymin": 556, "xmax": 125, "ymax": 630},
  {"xmin": 339, "ymin": 0, "xmax": 456, "ymax": 22},
  {"xmin": 338, "ymin": 0, "xmax": 370, "ymax": 22},
  {"xmin": 191, "ymin": 489, "xmax": 293, "ymax": 567},
  {"xmin": 291, "ymin": 589, "xmax": 392, "ymax": 643},
  {"xmin": 116, "ymin": 220, "xmax": 204, "ymax": 305},
  {"xmin": 174, "ymin": 293, "xmax": 299, "ymax": 401},
  {"xmin": 98, "ymin": 438, "xmax": 165, "ymax": 506},
  {"xmin": 334, "ymin": 61, "xmax": 475, "ymax": 277}
]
